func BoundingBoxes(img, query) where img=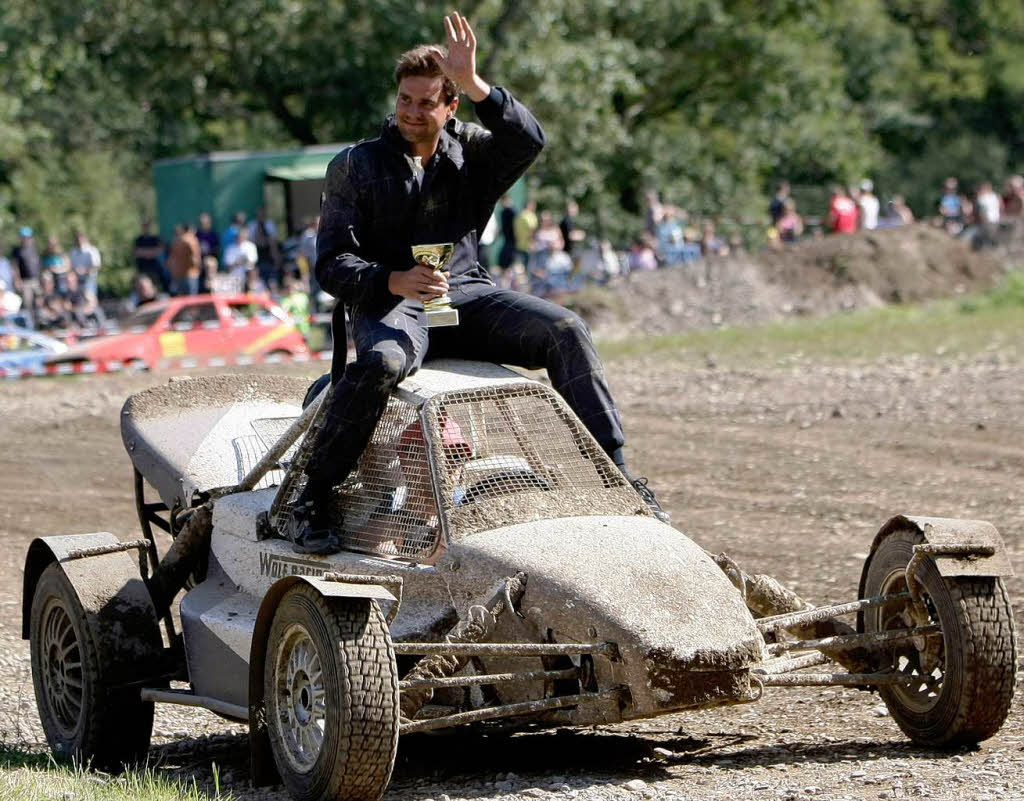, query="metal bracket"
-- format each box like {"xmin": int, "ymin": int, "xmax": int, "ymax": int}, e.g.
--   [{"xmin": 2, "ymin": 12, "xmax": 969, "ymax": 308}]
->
[
  {"xmin": 65, "ymin": 538, "xmax": 151, "ymax": 580},
  {"xmin": 905, "ymin": 542, "xmax": 996, "ymax": 605}
]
